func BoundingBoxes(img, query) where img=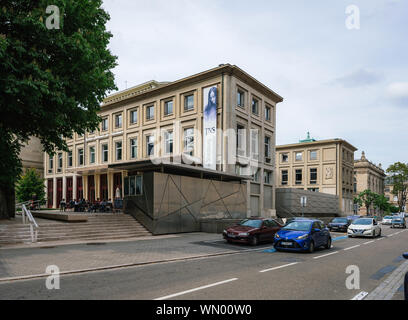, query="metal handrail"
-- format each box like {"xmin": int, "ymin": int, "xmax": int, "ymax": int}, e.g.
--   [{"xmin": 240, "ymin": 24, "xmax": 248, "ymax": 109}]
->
[{"xmin": 21, "ymin": 204, "xmax": 39, "ymax": 243}]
